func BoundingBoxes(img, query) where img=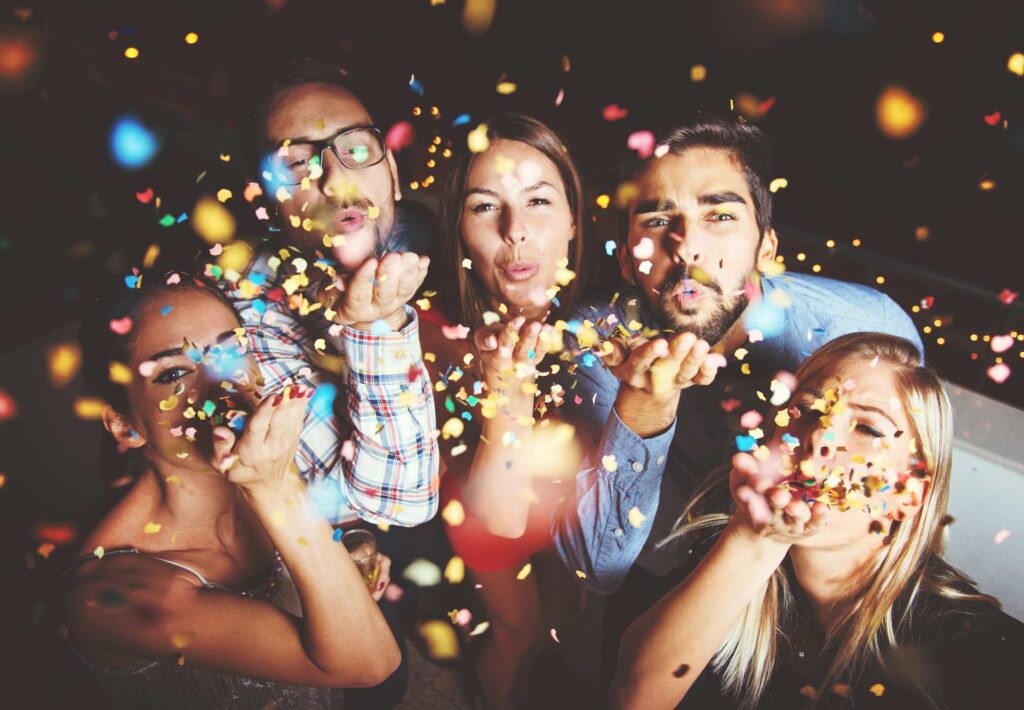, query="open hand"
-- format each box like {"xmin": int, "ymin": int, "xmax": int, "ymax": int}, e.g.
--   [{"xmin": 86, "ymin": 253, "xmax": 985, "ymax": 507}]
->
[
  {"xmin": 602, "ymin": 331, "xmax": 723, "ymax": 396},
  {"xmin": 729, "ymin": 450, "xmax": 829, "ymax": 545},
  {"xmin": 318, "ymin": 252, "xmax": 429, "ymax": 331},
  {"xmin": 473, "ymin": 316, "xmax": 559, "ymax": 394}
]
